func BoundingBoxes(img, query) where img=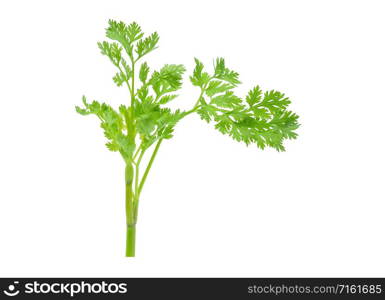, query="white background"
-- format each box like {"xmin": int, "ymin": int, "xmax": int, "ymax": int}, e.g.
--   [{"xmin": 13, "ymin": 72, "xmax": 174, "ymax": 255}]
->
[{"xmin": 0, "ymin": 0, "xmax": 384, "ymax": 277}]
